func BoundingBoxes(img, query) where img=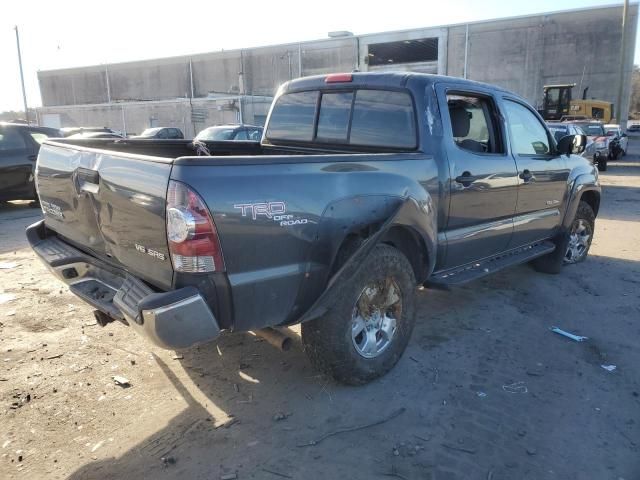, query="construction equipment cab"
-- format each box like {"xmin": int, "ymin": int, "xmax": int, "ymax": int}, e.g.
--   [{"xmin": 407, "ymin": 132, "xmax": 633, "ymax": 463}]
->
[{"xmin": 541, "ymin": 84, "xmax": 614, "ymax": 123}]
